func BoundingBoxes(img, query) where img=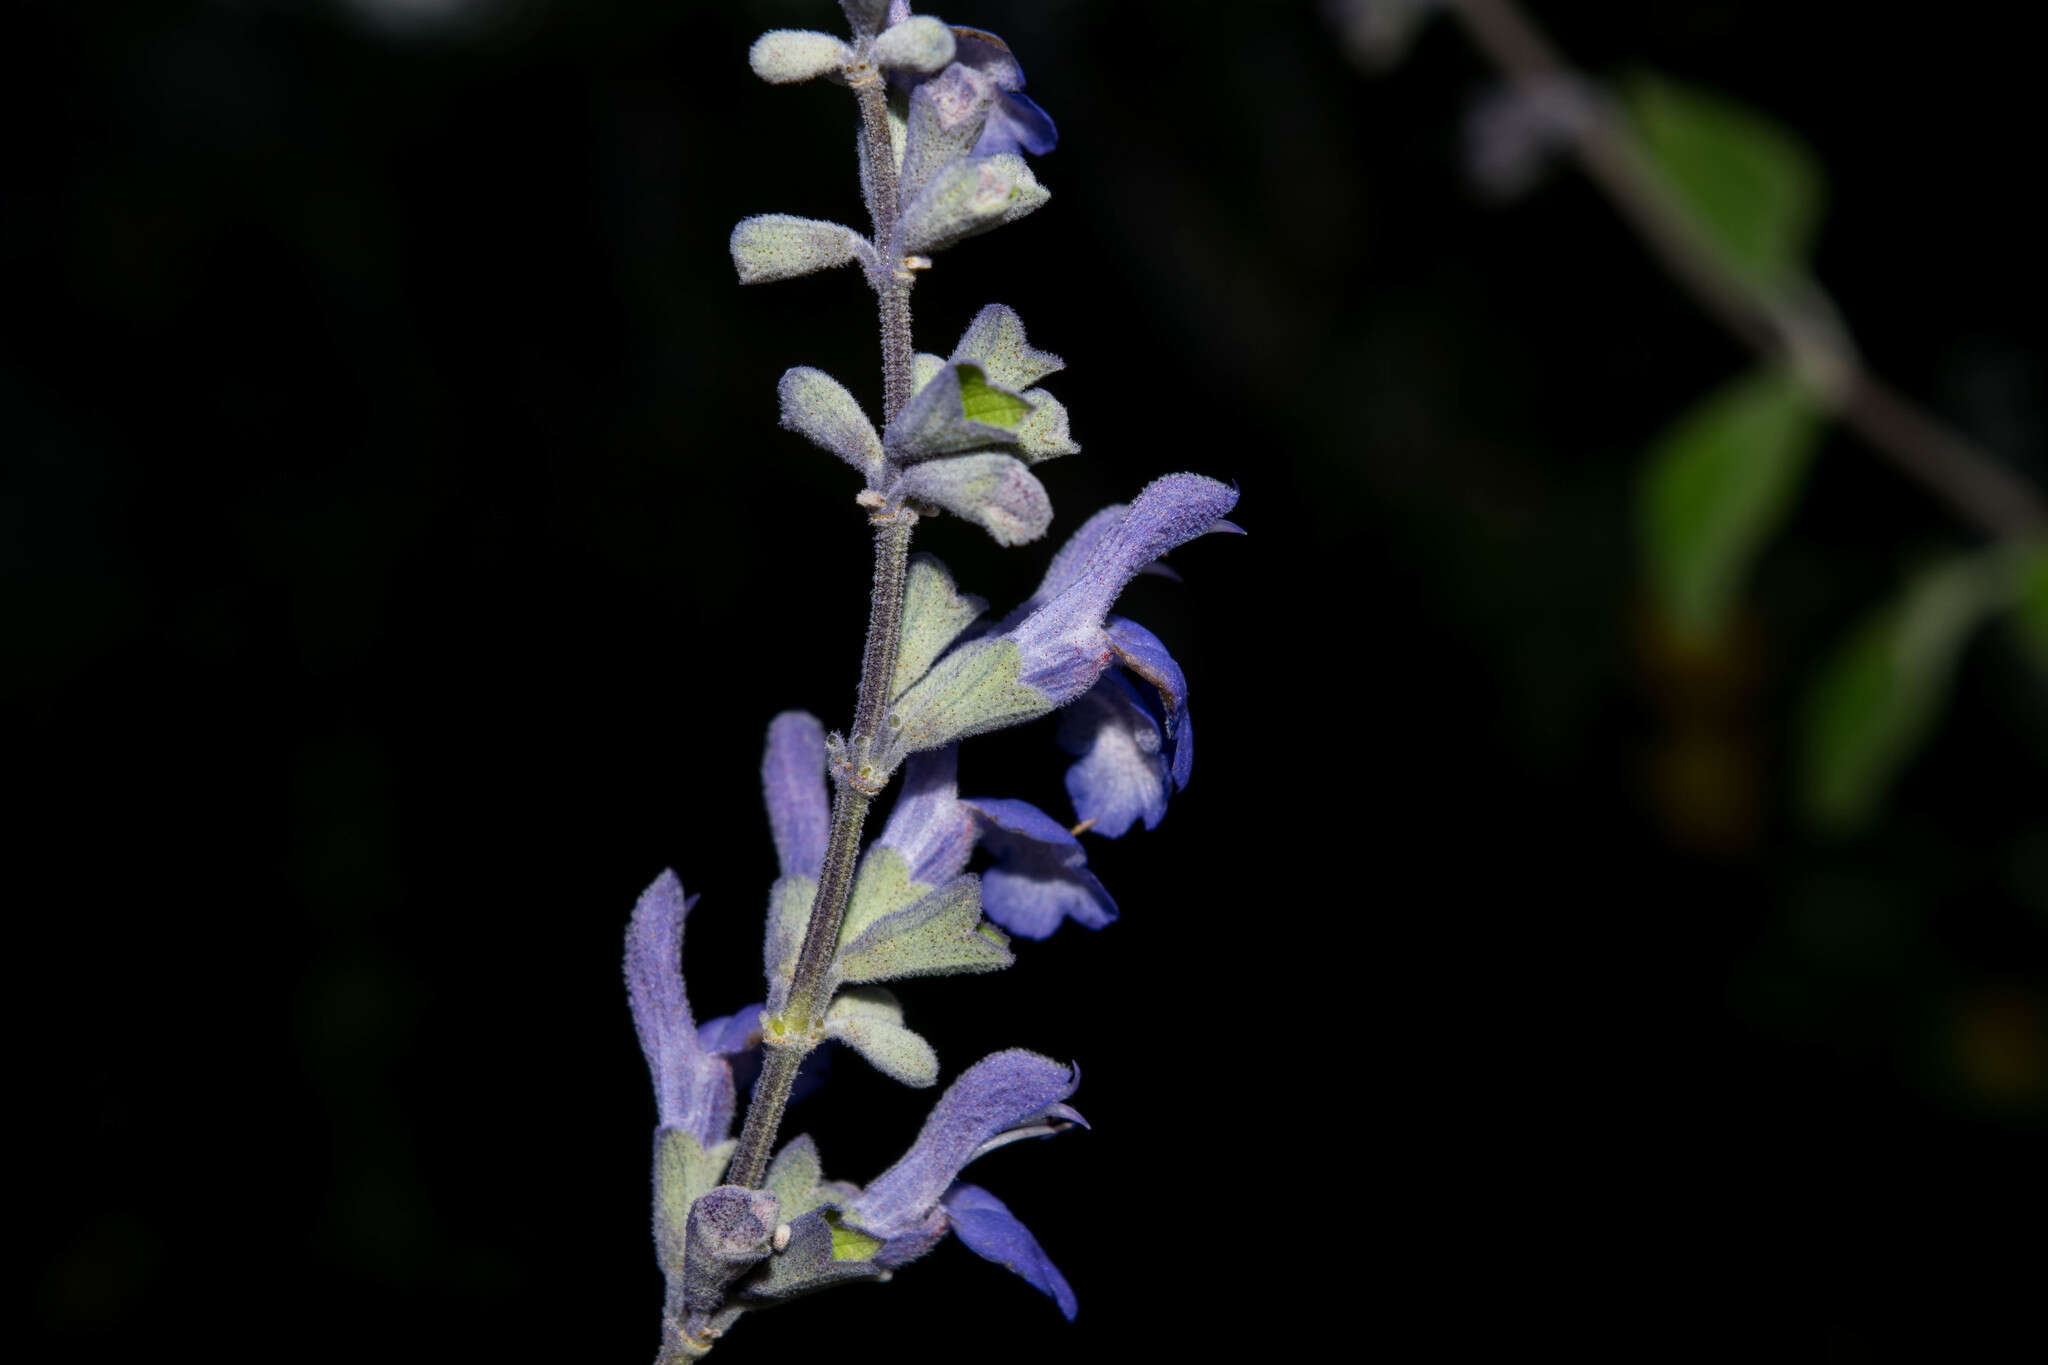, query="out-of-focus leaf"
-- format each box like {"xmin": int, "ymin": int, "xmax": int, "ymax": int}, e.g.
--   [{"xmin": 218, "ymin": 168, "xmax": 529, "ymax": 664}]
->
[
  {"xmin": 2015, "ymin": 545, "xmax": 2048, "ymax": 674},
  {"xmin": 1799, "ymin": 553, "xmax": 2018, "ymax": 832},
  {"xmin": 1625, "ymin": 73, "xmax": 1824, "ymax": 284},
  {"xmin": 1639, "ymin": 365, "xmax": 1823, "ymax": 638}
]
